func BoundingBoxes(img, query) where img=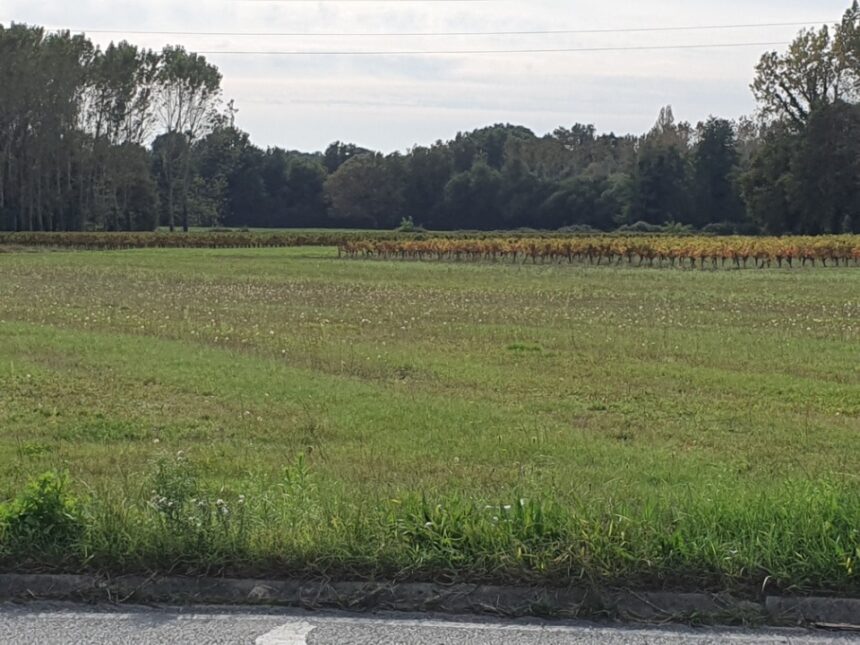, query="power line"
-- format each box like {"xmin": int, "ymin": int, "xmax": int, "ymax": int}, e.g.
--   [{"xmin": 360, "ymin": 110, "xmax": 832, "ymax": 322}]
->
[
  {"xmin": 229, "ymin": 1, "xmax": 493, "ymax": 2},
  {"xmin": 35, "ymin": 20, "xmax": 833, "ymax": 38},
  {"xmin": 192, "ymin": 41, "xmax": 791, "ymax": 55}
]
